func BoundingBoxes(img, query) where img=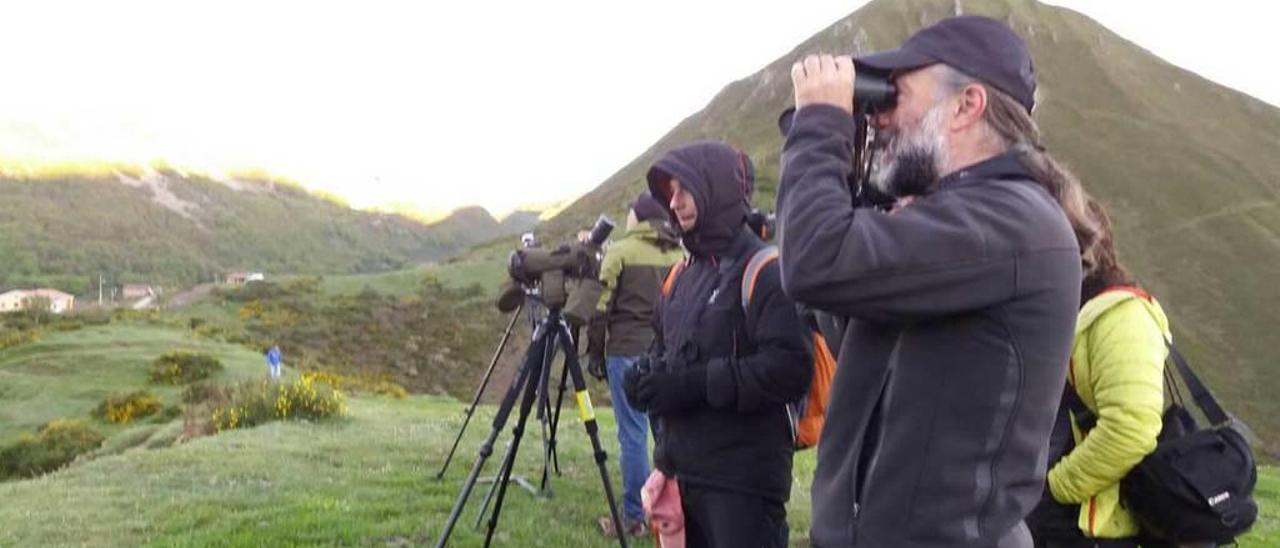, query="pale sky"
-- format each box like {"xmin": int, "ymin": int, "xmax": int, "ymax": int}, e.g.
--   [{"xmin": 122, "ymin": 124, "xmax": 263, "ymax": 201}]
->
[{"xmin": 0, "ymin": 1, "xmax": 1275, "ymax": 217}]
